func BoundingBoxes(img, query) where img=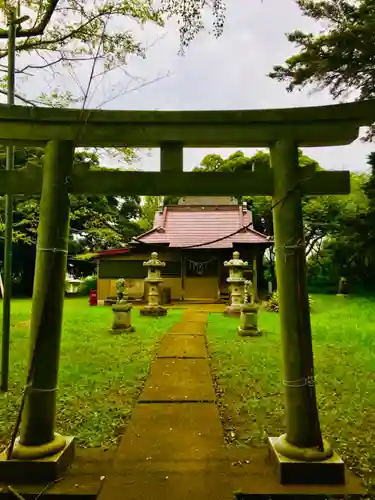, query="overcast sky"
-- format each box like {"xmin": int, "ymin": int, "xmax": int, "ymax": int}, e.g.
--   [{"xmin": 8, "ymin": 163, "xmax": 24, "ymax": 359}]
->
[{"xmin": 17, "ymin": 0, "xmax": 375, "ymax": 173}]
